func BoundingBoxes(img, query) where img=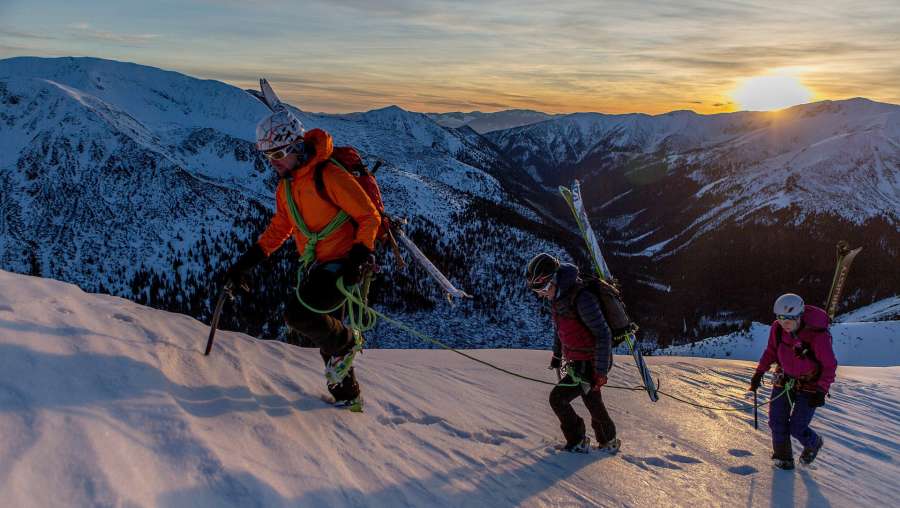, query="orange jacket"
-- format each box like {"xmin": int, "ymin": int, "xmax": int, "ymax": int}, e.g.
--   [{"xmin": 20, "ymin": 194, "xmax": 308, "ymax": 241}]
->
[{"xmin": 256, "ymin": 128, "xmax": 381, "ymax": 262}]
